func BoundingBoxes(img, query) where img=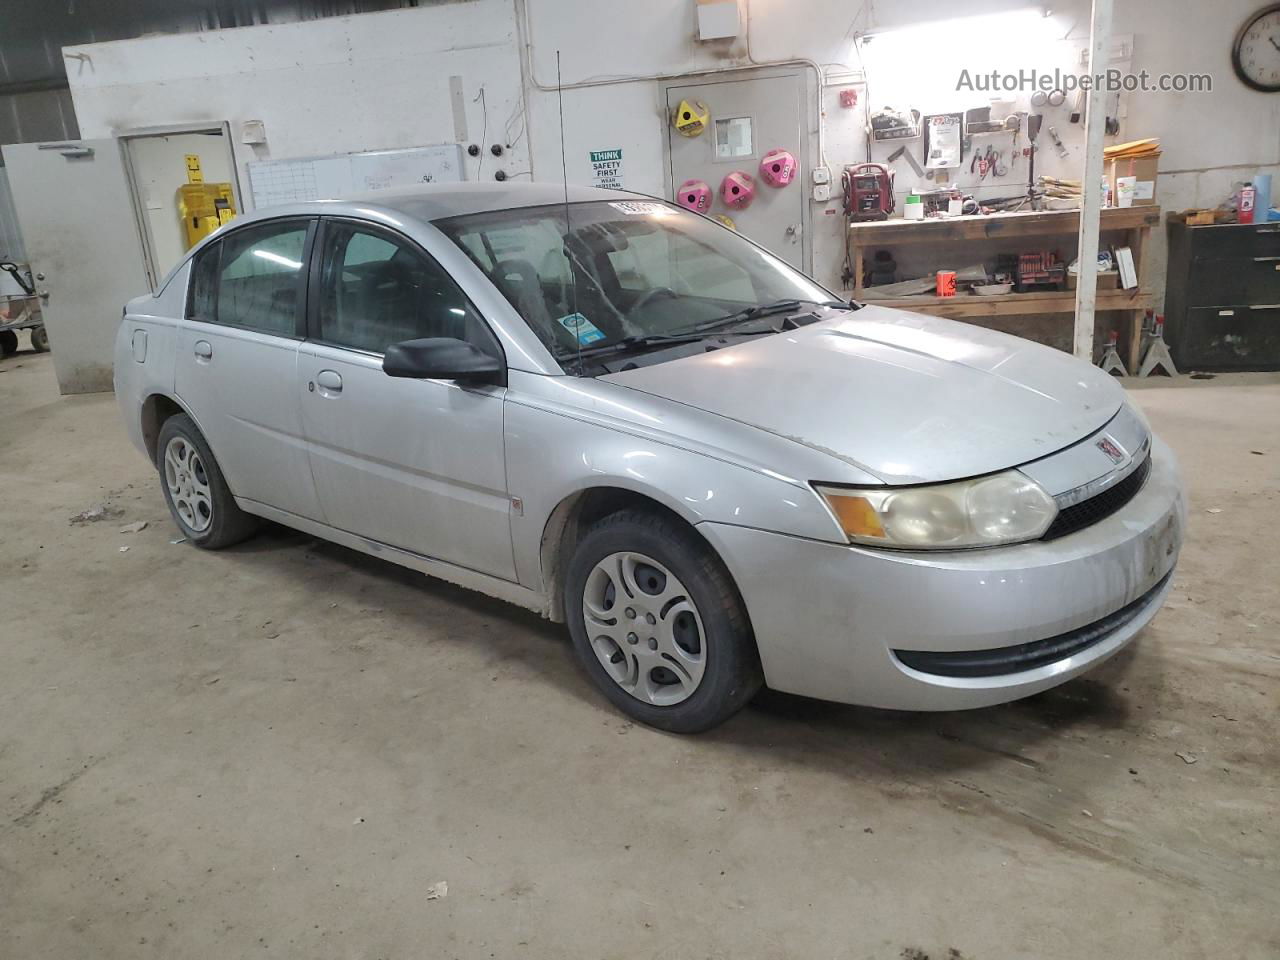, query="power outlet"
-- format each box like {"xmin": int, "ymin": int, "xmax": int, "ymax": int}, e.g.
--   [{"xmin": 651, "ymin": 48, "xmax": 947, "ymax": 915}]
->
[{"xmin": 812, "ymin": 166, "xmax": 831, "ymax": 185}]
